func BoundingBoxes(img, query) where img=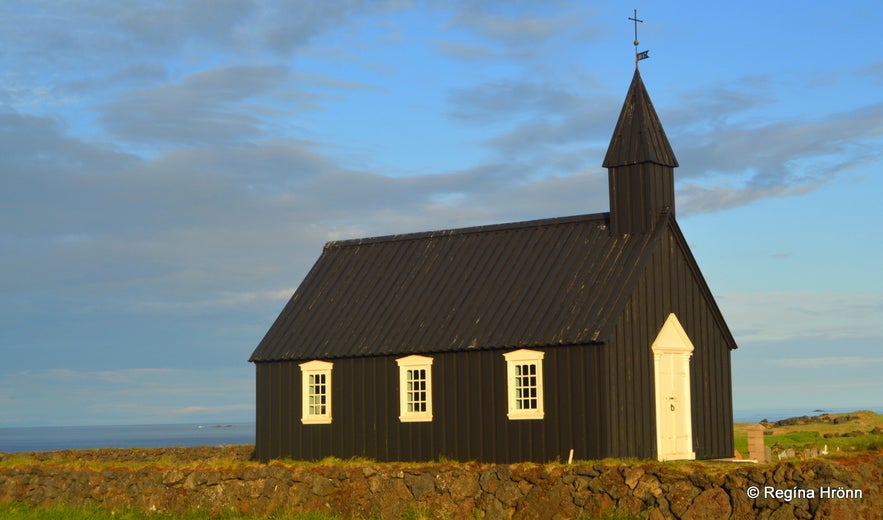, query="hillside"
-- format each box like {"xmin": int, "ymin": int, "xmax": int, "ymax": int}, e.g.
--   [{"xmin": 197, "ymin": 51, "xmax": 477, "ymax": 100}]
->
[{"xmin": 733, "ymin": 410, "xmax": 883, "ymax": 458}]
